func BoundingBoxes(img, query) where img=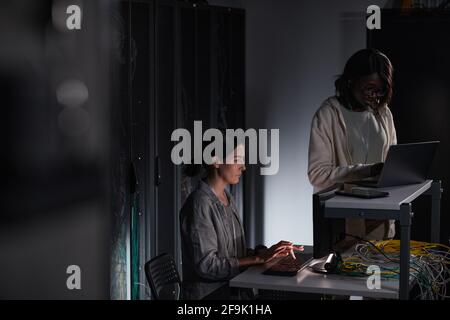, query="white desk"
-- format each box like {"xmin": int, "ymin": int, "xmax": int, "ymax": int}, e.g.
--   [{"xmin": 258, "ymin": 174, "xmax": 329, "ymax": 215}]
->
[
  {"xmin": 231, "ymin": 180, "xmax": 442, "ymax": 300},
  {"xmin": 230, "ymin": 258, "xmax": 402, "ymax": 299},
  {"xmin": 323, "ymin": 180, "xmax": 442, "ymax": 299},
  {"xmin": 325, "ymin": 180, "xmax": 433, "ymax": 211}
]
